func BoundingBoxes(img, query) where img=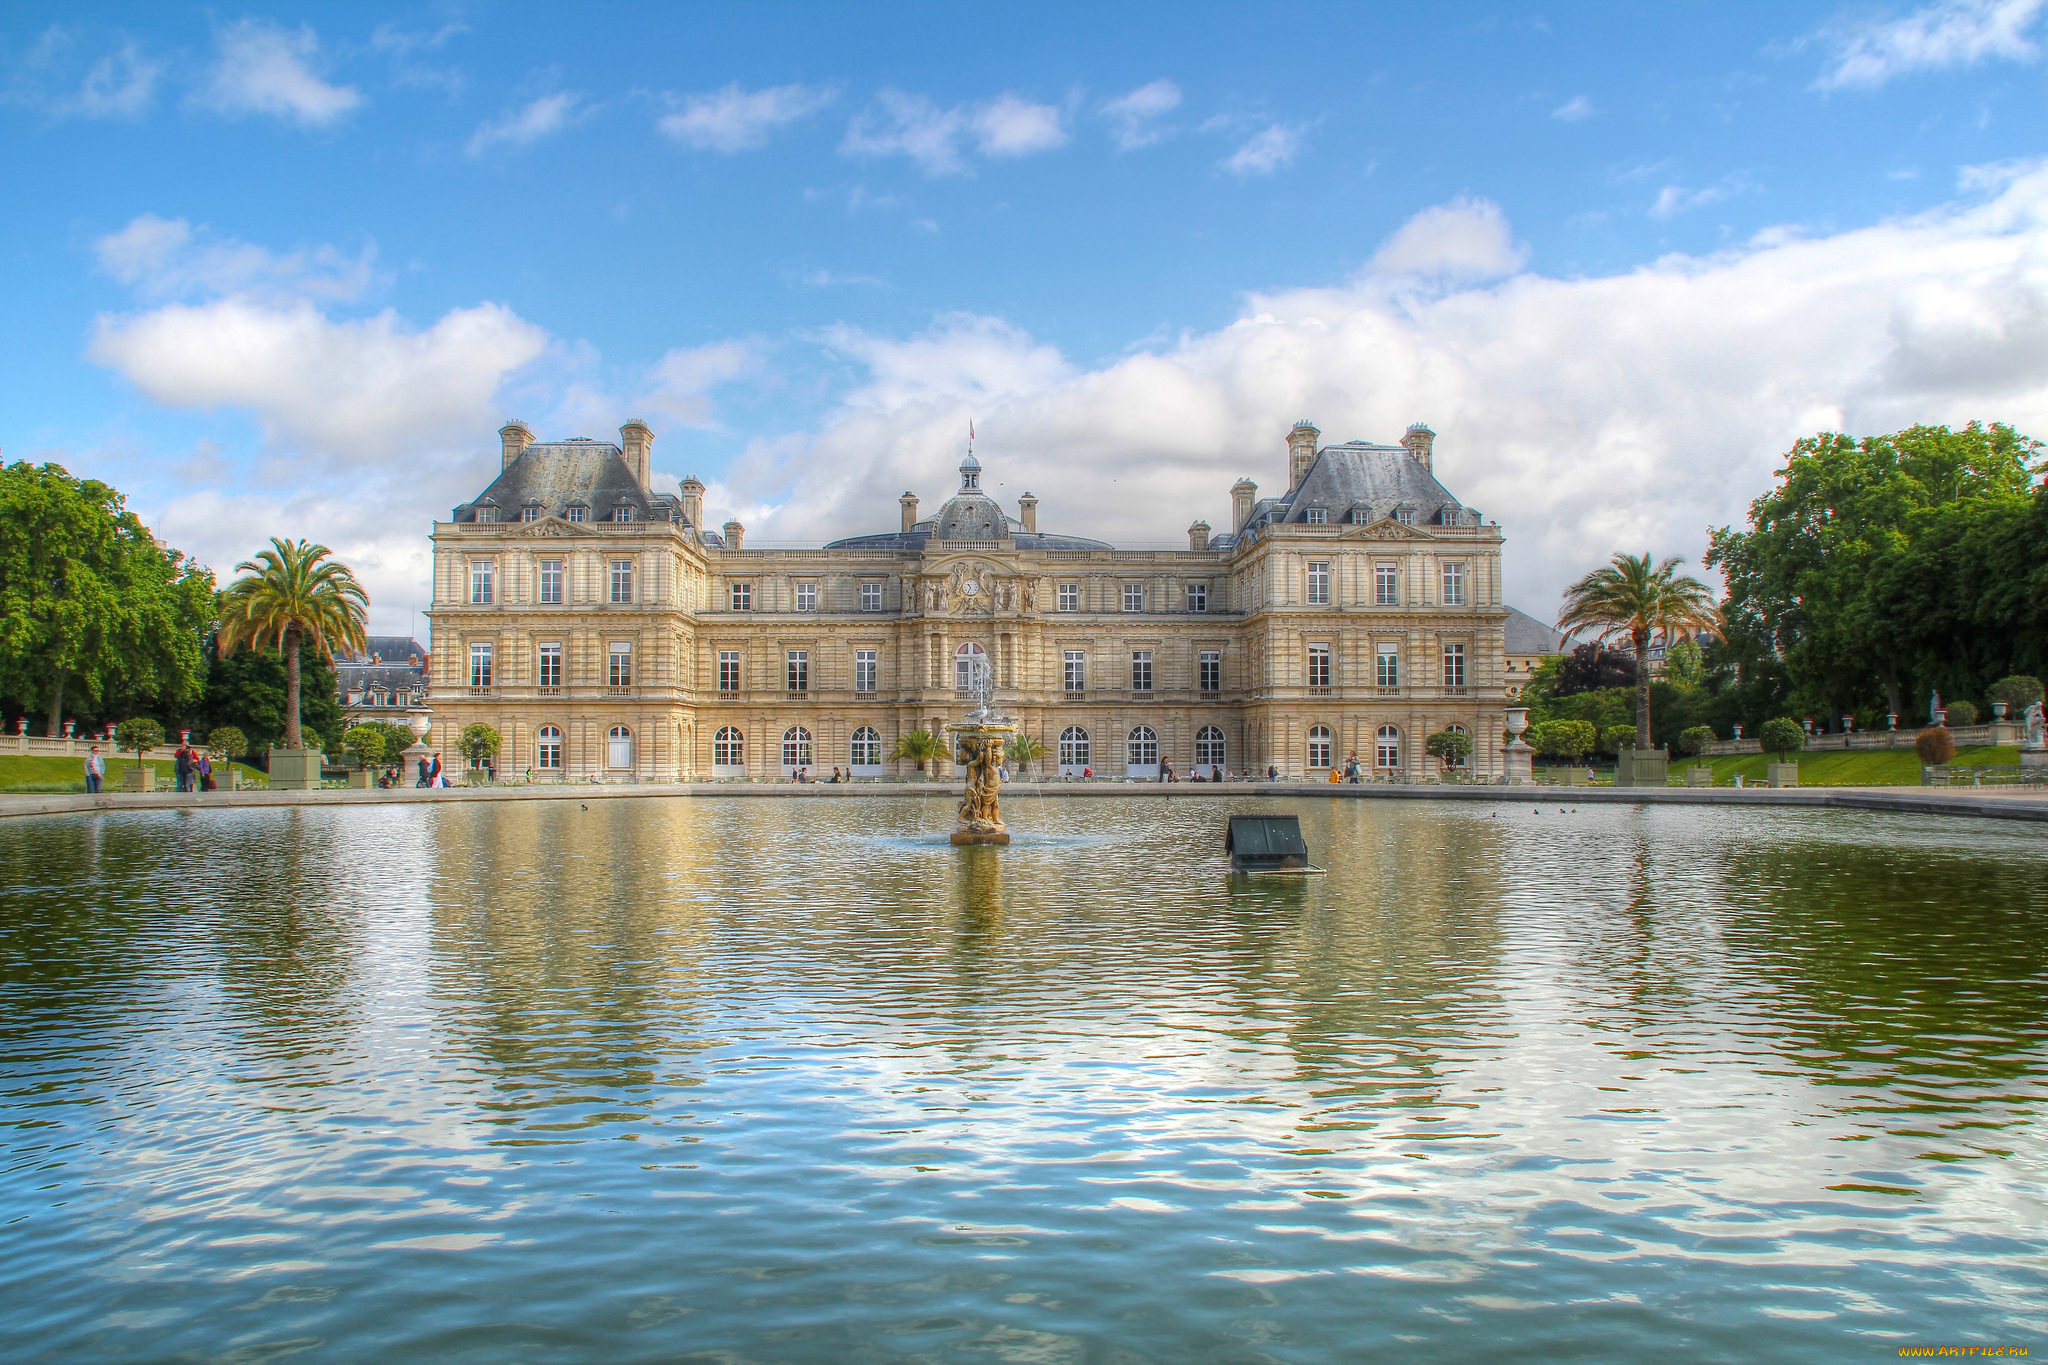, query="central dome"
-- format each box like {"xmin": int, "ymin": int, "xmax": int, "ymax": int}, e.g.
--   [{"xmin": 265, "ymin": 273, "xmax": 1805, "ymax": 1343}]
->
[{"xmin": 932, "ymin": 489, "xmax": 1009, "ymax": 539}]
